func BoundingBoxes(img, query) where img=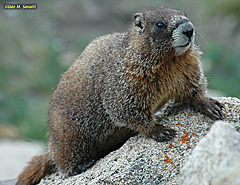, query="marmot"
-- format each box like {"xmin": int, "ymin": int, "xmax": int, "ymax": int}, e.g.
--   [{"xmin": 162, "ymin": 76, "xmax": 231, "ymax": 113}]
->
[{"xmin": 17, "ymin": 7, "xmax": 224, "ymax": 185}]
